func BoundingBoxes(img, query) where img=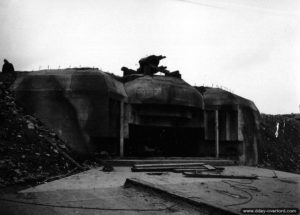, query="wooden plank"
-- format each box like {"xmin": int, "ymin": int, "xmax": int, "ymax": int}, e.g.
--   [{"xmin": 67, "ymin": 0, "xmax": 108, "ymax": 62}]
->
[
  {"xmin": 44, "ymin": 136, "xmax": 85, "ymax": 171},
  {"xmin": 173, "ymin": 167, "xmax": 224, "ymax": 173},
  {"xmin": 132, "ymin": 167, "xmax": 174, "ymax": 172},
  {"xmin": 173, "ymin": 168, "xmax": 208, "ymax": 173},
  {"xmin": 134, "ymin": 162, "xmax": 205, "ymax": 168},
  {"xmin": 132, "ymin": 165, "xmax": 210, "ymax": 172},
  {"xmin": 132, "ymin": 164, "xmax": 206, "ymax": 172},
  {"xmin": 203, "ymin": 164, "xmax": 216, "ymax": 170},
  {"xmin": 183, "ymin": 172, "xmax": 258, "ymax": 180}
]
